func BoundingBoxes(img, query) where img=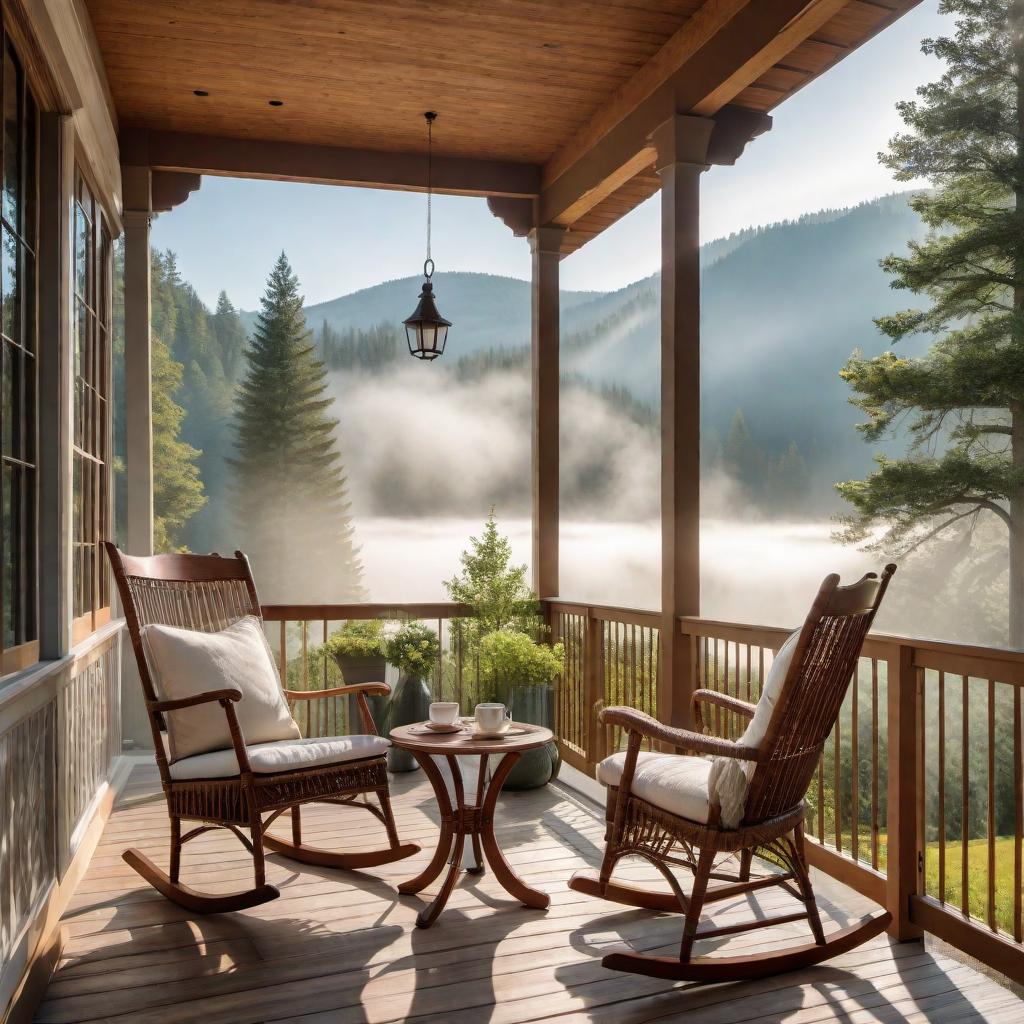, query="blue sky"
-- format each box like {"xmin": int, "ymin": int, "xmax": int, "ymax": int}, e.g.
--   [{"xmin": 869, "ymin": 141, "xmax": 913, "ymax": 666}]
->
[{"xmin": 152, "ymin": 1, "xmax": 952, "ymax": 310}]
